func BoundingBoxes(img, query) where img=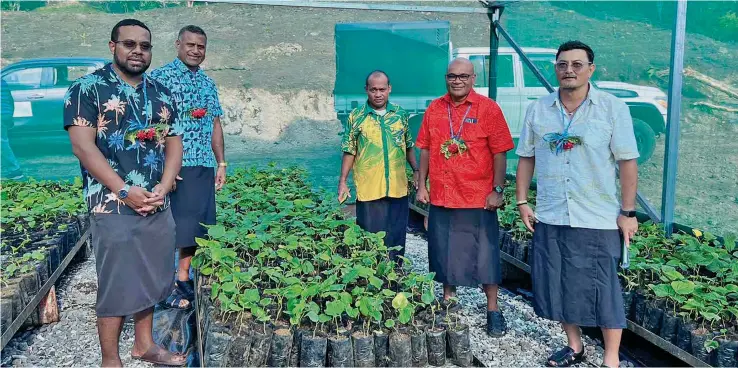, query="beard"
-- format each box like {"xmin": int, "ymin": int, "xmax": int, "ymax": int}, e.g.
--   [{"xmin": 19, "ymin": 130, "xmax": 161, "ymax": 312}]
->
[{"xmin": 113, "ymin": 52, "xmax": 150, "ymax": 77}]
